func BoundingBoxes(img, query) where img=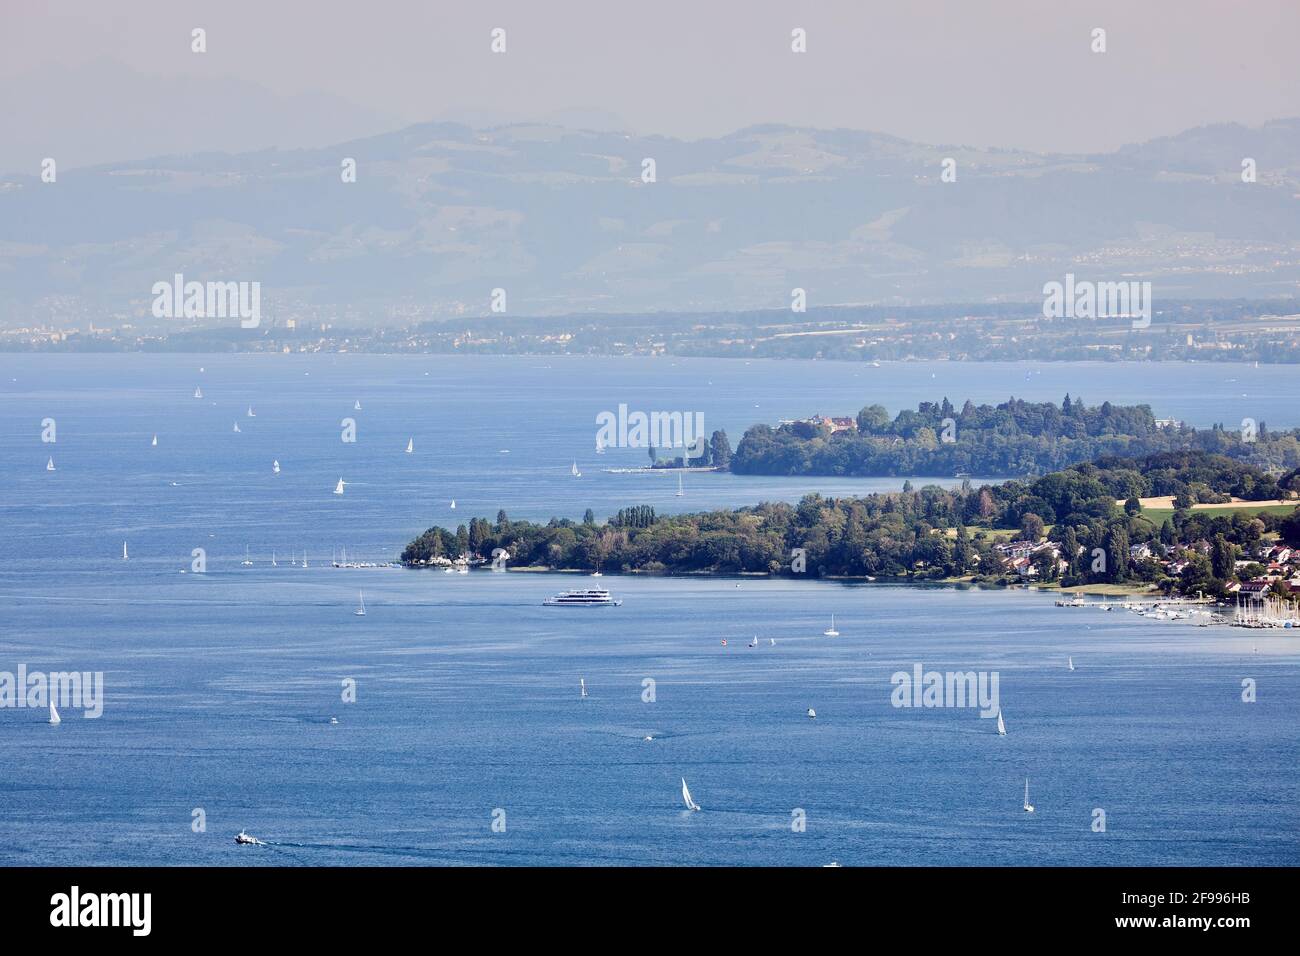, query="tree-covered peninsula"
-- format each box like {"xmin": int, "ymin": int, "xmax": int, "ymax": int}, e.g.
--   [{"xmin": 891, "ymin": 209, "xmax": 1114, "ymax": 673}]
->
[
  {"xmin": 401, "ymin": 451, "xmax": 1300, "ymax": 600},
  {"xmin": 730, "ymin": 396, "xmax": 1300, "ymax": 478}
]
